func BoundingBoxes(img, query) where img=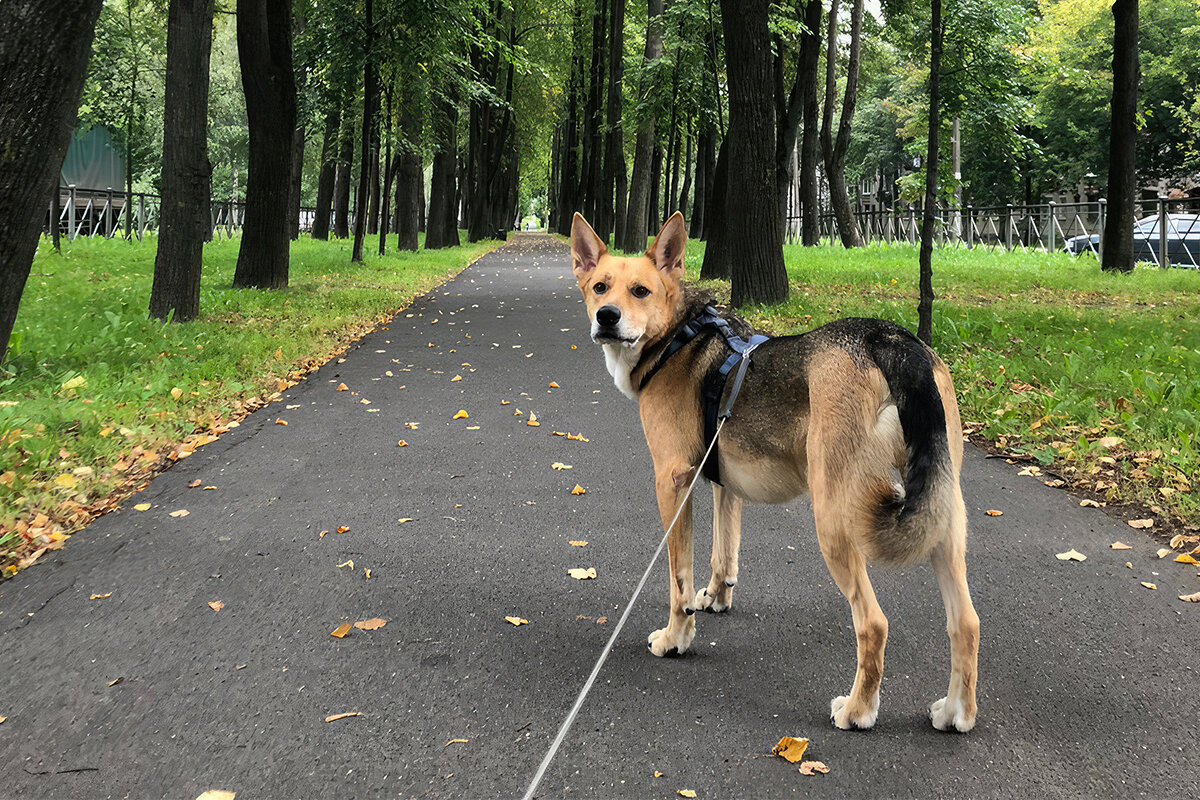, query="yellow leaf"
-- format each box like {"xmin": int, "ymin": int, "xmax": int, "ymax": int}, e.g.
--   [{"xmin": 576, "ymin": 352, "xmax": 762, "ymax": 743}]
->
[
  {"xmin": 527, "ymin": 412, "xmax": 540, "ymax": 427},
  {"xmin": 169, "ymin": 509, "xmax": 190, "ymax": 518},
  {"xmin": 1141, "ymin": 582, "xmax": 1157, "ymax": 590},
  {"xmin": 275, "ymin": 419, "xmax": 288, "ymax": 426},
  {"xmin": 453, "ymin": 410, "xmax": 468, "ymax": 419},
  {"xmin": 1096, "ymin": 436, "xmax": 1124, "ymax": 449},
  {"xmin": 571, "ymin": 484, "xmax": 586, "ymax": 495},
  {"xmin": 1079, "ymin": 499, "xmax": 1101, "ymax": 508},
  {"xmin": 331, "ymin": 623, "xmax": 352, "ymax": 638},
  {"xmin": 513, "ymin": 408, "xmax": 523, "ymax": 415},
  {"xmin": 397, "ymin": 440, "xmax": 408, "ymax": 447},
  {"xmin": 208, "ymin": 600, "xmax": 224, "ymax": 612},
  {"xmin": 466, "ymin": 425, "xmax": 480, "ymax": 430},
  {"xmin": 799, "ymin": 760, "xmax": 830, "ymax": 776},
  {"xmin": 99, "ymin": 426, "xmax": 113, "ymax": 437},
  {"xmin": 364, "ymin": 568, "xmax": 371, "ymax": 579},
  {"xmin": 450, "ymin": 375, "xmax": 462, "ymax": 382},
  {"xmin": 337, "ymin": 559, "xmax": 354, "ymax": 570},
  {"xmin": 1055, "ymin": 549, "xmax": 1086, "ymax": 562},
  {"xmin": 203, "ymin": 485, "xmax": 217, "ymax": 491},
  {"xmin": 336, "ymin": 383, "xmax": 348, "ymax": 391},
  {"xmin": 337, "ymin": 526, "xmax": 349, "ymax": 533},
  {"xmin": 54, "ymin": 473, "xmax": 77, "ymax": 489},
  {"xmin": 771, "ymin": 736, "xmax": 810, "ymax": 763},
  {"xmin": 1127, "ymin": 518, "xmax": 1153, "ymax": 529},
  {"xmin": 500, "ymin": 400, "xmax": 511, "ymax": 405},
  {"xmin": 566, "ymin": 433, "xmax": 590, "ymax": 442},
  {"xmin": 59, "ymin": 375, "xmax": 87, "ymax": 392},
  {"xmin": 1017, "ymin": 466, "xmax": 1041, "ymax": 476},
  {"xmin": 319, "ymin": 530, "xmax": 329, "ymax": 539},
  {"xmin": 985, "ymin": 509, "xmax": 1003, "ymax": 516},
  {"xmin": 678, "ymin": 791, "xmax": 697, "ymax": 798},
  {"xmin": 195, "ymin": 792, "xmax": 236, "ymax": 800},
  {"xmin": 90, "ymin": 592, "xmax": 112, "ymax": 600},
  {"xmin": 1174, "ymin": 554, "xmax": 1200, "ymax": 565},
  {"xmin": 551, "ymin": 462, "xmax": 572, "ymax": 470},
  {"xmin": 1157, "ymin": 548, "xmax": 1171, "ymax": 558},
  {"xmin": 405, "ymin": 421, "xmax": 419, "ymax": 429},
  {"xmin": 504, "ymin": 616, "xmax": 529, "ymax": 626},
  {"xmin": 397, "ymin": 518, "xmax": 413, "ymax": 524},
  {"xmin": 445, "ymin": 738, "xmax": 468, "ymax": 746},
  {"xmin": 170, "ymin": 387, "xmax": 183, "ymax": 400},
  {"xmin": 133, "ymin": 502, "xmax": 151, "ymax": 511},
  {"xmin": 354, "ymin": 618, "xmax": 387, "ymax": 631},
  {"xmin": 549, "ymin": 381, "xmax": 560, "ymax": 388},
  {"xmin": 654, "ymin": 771, "xmax": 664, "ymax": 778},
  {"xmin": 568, "ymin": 567, "xmax": 597, "ymax": 580},
  {"xmin": 1110, "ymin": 541, "xmax": 1132, "ymax": 550},
  {"xmin": 1179, "ymin": 591, "xmax": 1200, "ymax": 602},
  {"xmin": 569, "ymin": 540, "xmax": 588, "ymax": 547},
  {"xmin": 324, "ymin": 712, "xmax": 361, "ymax": 722}
]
